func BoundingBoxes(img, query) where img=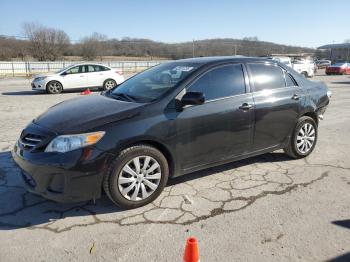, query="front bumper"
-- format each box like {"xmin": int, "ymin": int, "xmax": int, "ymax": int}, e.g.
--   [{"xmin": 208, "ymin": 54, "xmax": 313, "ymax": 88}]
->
[
  {"xmin": 31, "ymin": 79, "xmax": 47, "ymax": 90},
  {"xmin": 12, "ymin": 142, "xmax": 114, "ymax": 203}
]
